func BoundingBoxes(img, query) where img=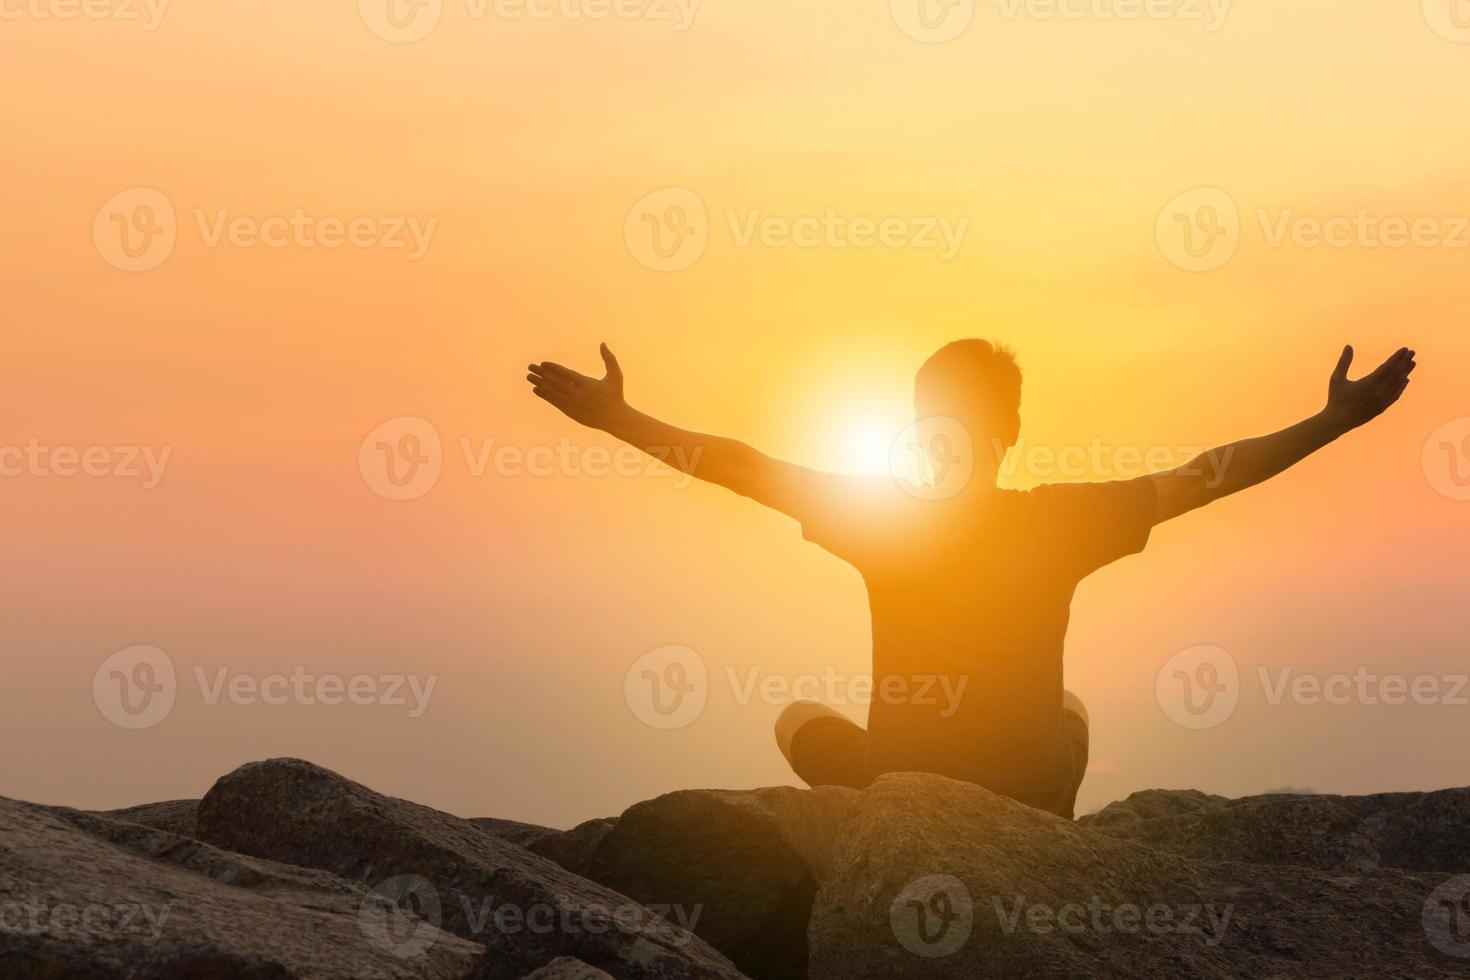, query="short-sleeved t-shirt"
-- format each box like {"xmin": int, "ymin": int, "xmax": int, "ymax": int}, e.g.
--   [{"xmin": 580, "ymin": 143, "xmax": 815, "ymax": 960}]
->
[{"xmin": 795, "ymin": 473, "xmax": 1157, "ymax": 812}]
